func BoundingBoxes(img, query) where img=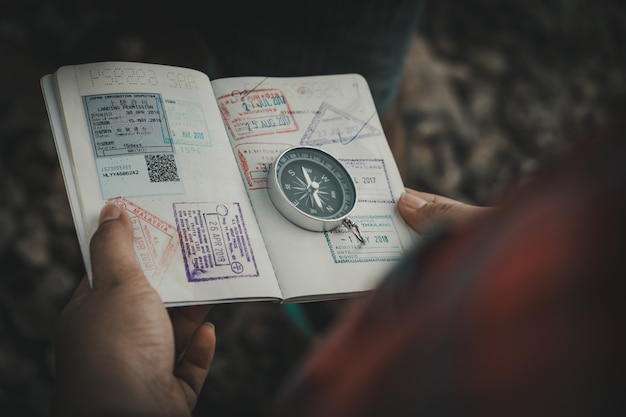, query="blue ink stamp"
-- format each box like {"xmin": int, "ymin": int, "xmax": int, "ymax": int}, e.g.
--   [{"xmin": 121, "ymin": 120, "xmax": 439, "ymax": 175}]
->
[
  {"xmin": 163, "ymin": 99, "xmax": 212, "ymax": 147},
  {"xmin": 324, "ymin": 214, "xmax": 405, "ymax": 263},
  {"xmin": 173, "ymin": 202, "xmax": 259, "ymax": 282},
  {"xmin": 83, "ymin": 92, "xmax": 173, "ymax": 156},
  {"xmin": 340, "ymin": 158, "xmax": 395, "ymax": 203},
  {"xmin": 83, "ymin": 93, "xmax": 185, "ymax": 199}
]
